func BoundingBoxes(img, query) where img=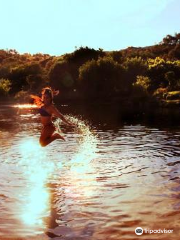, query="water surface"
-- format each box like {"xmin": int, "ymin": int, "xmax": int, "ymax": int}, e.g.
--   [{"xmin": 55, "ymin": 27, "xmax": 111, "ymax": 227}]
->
[{"xmin": 0, "ymin": 104, "xmax": 180, "ymax": 240}]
